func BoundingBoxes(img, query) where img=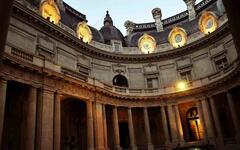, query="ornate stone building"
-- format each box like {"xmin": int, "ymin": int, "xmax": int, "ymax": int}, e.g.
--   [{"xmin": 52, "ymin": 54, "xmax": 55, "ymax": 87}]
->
[{"xmin": 0, "ymin": 0, "xmax": 240, "ymax": 150}]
